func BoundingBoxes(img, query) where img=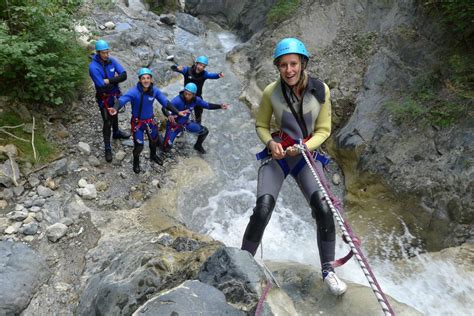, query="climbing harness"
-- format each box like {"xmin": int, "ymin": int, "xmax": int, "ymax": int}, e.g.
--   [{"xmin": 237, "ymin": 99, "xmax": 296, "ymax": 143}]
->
[
  {"xmin": 97, "ymin": 92, "xmax": 120, "ymax": 116},
  {"xmin": 295, "ymin": 143, "xmax": 396, "ymax": 316}
]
